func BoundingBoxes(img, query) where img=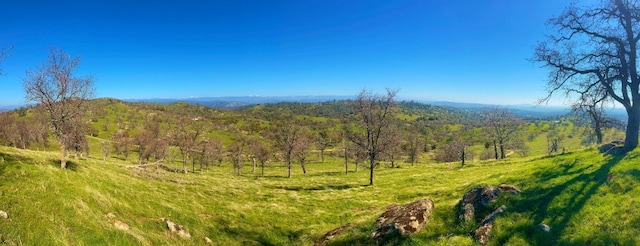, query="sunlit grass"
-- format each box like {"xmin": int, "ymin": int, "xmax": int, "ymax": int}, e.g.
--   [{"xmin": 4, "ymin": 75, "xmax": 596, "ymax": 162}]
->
[{"xmin": 0, "ymin": 145, "xmax": 639, "ymax": 245}]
